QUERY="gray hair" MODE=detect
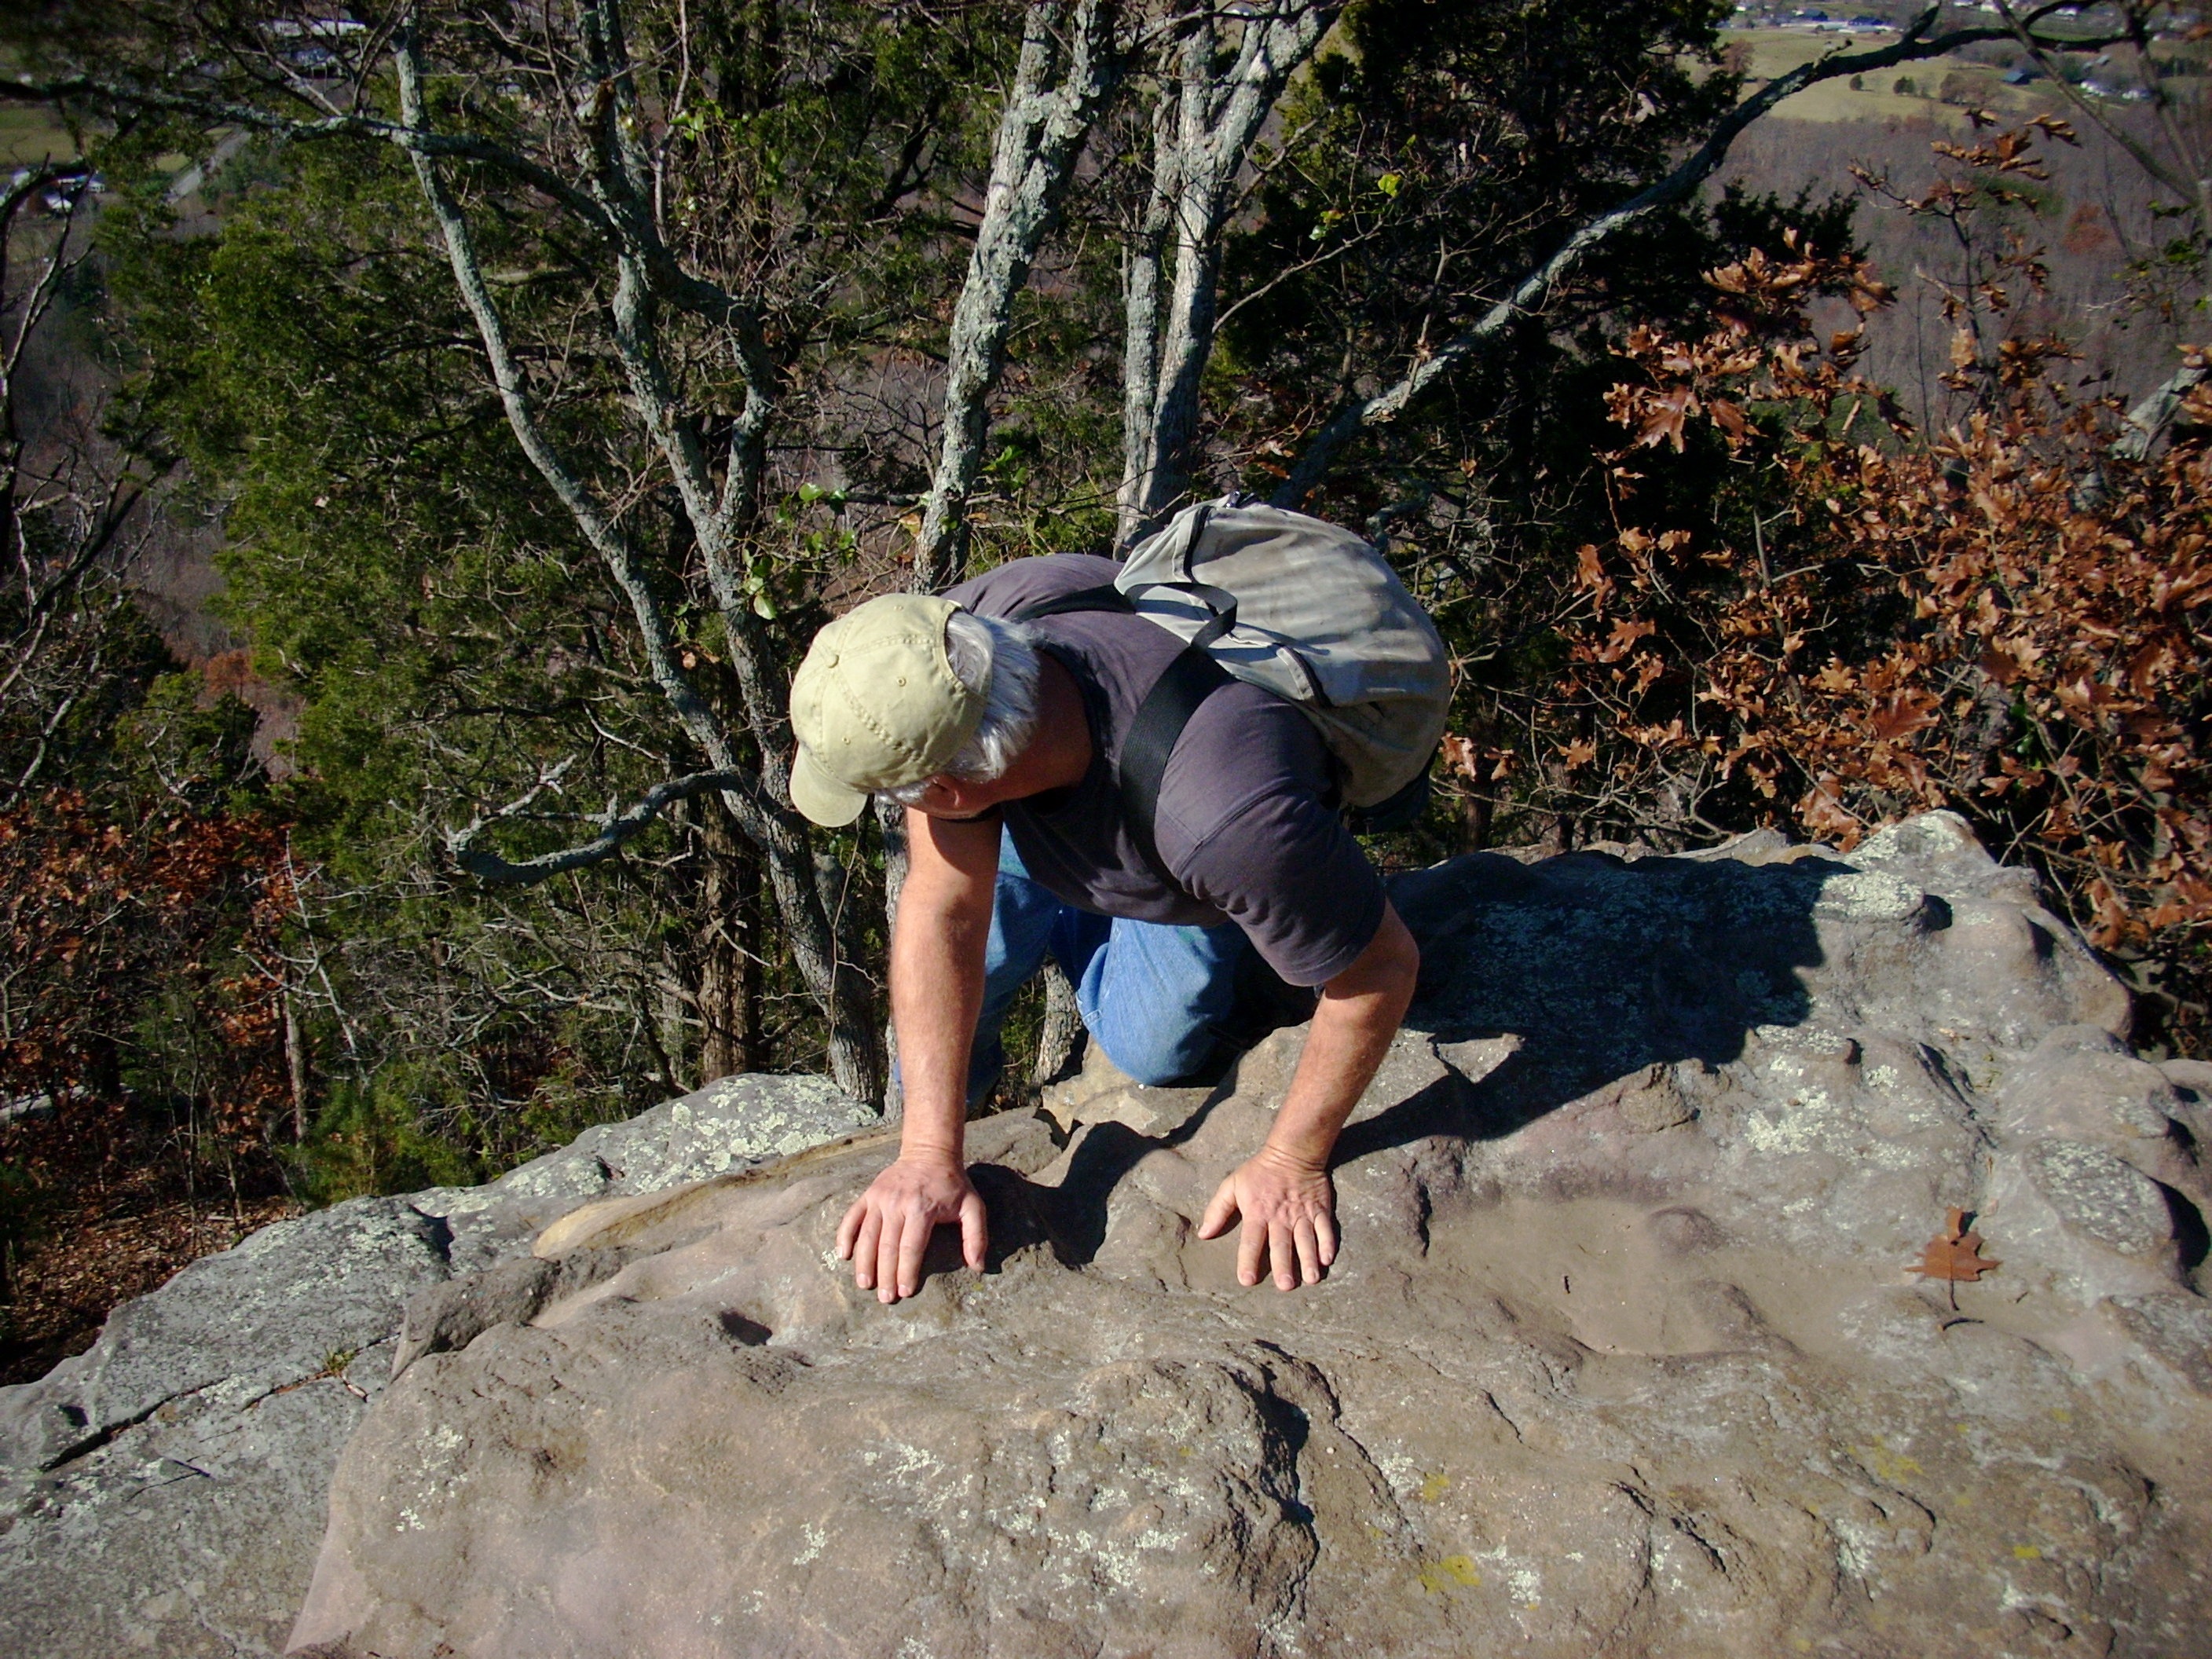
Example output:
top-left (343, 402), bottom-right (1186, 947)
top-left (881, 610), bottom-right (1043, 804)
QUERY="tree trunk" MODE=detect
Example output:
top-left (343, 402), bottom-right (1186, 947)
top-left (1031, 956), bottom-right (1083, 1086)
top-left (1115, 93), bottom-right (1177, 544)
top-left (873, 796), bottom-right (909, 1118)
top-left (1459, 789), bottom-right (1492, 854)
top-left (283, 983), bottom-right (309, 1141)
top-left (1541, 759), bottom-right (1573, 855)
top-left (656, 967), bottom-right (691, 1096)
top-left (1116, 3), bottom-right (1342, 529)
top-left (698, 798), bottom-right (759, 1081)
top-left (914, 0), bottom-right (1123, 588)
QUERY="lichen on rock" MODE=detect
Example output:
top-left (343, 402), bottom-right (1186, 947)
top-left (0, 1071), bottom-right (876, 1659)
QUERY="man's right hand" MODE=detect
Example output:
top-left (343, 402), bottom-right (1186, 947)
top-left (835, 1155), bottom-right (989, 1304)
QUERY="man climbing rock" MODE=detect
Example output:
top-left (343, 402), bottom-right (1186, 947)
top-left (789, 515), bottom-right (1437, 1305)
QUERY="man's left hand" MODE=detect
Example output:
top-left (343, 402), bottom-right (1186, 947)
top-left (1196, 1147), bottom-right (1339, 1290)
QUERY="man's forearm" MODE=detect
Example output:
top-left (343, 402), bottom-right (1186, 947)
top-left (1262, 995), bottom-right (1403, 1169)
top-left (1196, 903), bottom-right (1418, 1290)
top-left (886, 808), bottom-right (1002, 1166)
top-left (1263, 903), bottom-right (1419, 1171)
top-left (888, 892), bottom-right (987, 1164)
top-left (837, 811), bottom-right (1001, 1304)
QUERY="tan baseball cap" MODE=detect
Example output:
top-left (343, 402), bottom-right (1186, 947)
top-left (787, 593), bottom-right (986, 826)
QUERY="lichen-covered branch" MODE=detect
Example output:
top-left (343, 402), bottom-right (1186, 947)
top-left (912, 0), bottom-right (1122, 590)
top-left (1121, 0), bottom-right (1342, 537)
top-left (575, 0), bottom-right (787, 775)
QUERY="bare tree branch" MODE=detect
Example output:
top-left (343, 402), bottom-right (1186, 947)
top-left (445, 761), bottom-right (753, 884)
top-left (1271, 2), bottom-right (2130, 507)
top-left (913, 0), bottom-right (1123, 589)
top-left (576, 1), bottom-right (782, 766)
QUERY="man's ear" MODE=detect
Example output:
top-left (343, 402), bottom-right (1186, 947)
top-left (938, 776), bottom-right (1000, 815)
top-left (914, 775), bottom-right (989, 819)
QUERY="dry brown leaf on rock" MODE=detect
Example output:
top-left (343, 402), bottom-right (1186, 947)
top-left (1910, 1207), bottom-right (2001, 1307)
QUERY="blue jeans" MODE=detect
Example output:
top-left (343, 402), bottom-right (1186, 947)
top-left (968, 831), bottom-right (1255, 1101)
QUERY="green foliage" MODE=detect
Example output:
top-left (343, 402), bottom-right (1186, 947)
top-left (119, 676), bottom-right (263, 811)
top-left (100, 131), bottom-right (709, 1134)
top-left (287, 1065), bottom-right (485, 1205)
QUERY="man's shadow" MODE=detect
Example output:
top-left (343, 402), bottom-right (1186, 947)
top-left (965, 848), bottom-right (1859, 1276)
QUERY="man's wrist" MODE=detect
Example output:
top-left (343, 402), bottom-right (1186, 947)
top-left (1254, 1136), bottom-right (1332, 1178)
top-left (897, 1133), bottom-right (967, 1170)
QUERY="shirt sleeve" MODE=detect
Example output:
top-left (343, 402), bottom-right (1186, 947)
top-left (1171, 783), bottom-right (1387, 988)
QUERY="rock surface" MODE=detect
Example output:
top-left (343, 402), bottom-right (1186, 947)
top-left (282, 813), bottom-right (2212, 1657)
top-left (0, 1072), bottom-right (874, 1658)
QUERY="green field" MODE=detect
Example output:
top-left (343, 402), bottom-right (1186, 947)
top-left (0, 100), bottom-right (77, 167)
top-left (1727, 27), bottom-right (2038, 126)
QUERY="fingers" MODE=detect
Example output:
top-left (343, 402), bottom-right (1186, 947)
top-left (1197, 1176), bottom-right (1240, 1240)
top-left (845, 1166), bottom-right (994, 1305)
top-left (851, 1207), bottom-right (882, 1292)
top-left (1207, 1166), bottom-right (1342, 1290)
top-left (873, 1209), bottom-right (904, 1306)
top-left (1293, 1216), bottom-right (1323, 1287)
top-left (895, 1207), bottom-right (932, 1301)
top-left (1236, 1203), bottom-right (1266, 1287)
top-left (959, 1188), bottom-right (989, 1273)
top-left (1269, 1218), bottom-right (1298, 1291)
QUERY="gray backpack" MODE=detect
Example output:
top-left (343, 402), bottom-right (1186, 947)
top-left (1014, 496), bottom-right (1449, 873)
top-left (1116, 496), bottom-right (1450, 808)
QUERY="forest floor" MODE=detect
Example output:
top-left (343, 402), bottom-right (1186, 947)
top-left (1, 1114), bottom-right (301, 1386)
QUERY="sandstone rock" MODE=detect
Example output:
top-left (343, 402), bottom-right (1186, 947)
top-left (285, 814), bottom-right (2212, 1658)
top-left (415, 1070), bottom-right (877, 1276)
top-left (1983, 1137), bottom-right (2186, 1305)
top-left (0, 1072), bottom-right (875, 1659)
top-left (2104, 1293), bottom-right (2212, 1394)
top-left (1039, 1049), bottom-right (1213, 1140)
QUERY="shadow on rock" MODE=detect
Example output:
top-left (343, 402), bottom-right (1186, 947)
top-left (1342, 848), bottom-right (1857, 1159)
top-left (1010, 847), bottom-right (1868, 1265)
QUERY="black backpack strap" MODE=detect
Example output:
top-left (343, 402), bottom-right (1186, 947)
top-left (1003, 580), bottom-right (1231, 892)
top-left (1009, 584), bottom-right (1133, 621)
top-left (1119, 646), bottom-right (1232, 891)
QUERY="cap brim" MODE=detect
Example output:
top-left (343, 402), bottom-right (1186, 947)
top-left (790, 743), bottom-right (870, 827)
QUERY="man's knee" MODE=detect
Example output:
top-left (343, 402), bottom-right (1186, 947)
top-left (1093, 1017), bottom-right (1216, 1088)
